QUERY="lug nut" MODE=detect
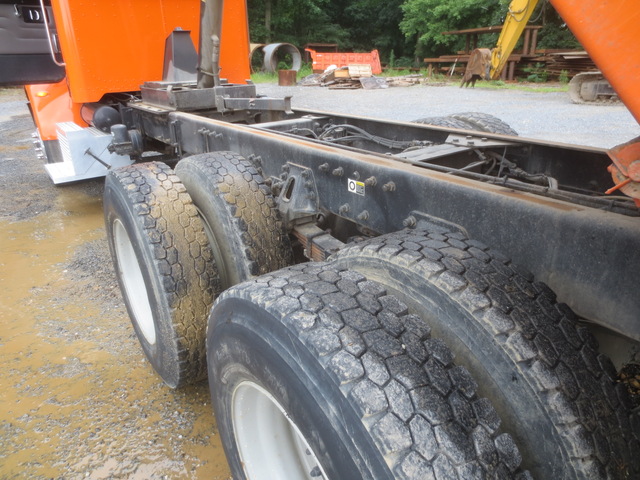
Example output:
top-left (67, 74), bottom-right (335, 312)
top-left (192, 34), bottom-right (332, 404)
top-left (403, 215), bottom-right (417, 228)
top-left (364, 176), bottom-right (377, 186)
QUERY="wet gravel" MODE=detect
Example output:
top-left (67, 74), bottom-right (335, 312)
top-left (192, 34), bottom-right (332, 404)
top-left (1, 83), bottom-right (639, 479)
top-left (0, 88), bottom-right (230, 480)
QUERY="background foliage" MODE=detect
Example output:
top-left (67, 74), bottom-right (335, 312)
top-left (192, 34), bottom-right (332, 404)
top-left (247, 0), bottom-right (581, 65)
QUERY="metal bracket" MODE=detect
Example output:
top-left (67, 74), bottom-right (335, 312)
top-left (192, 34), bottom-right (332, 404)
top-left (276, 164), bottom-right (320, 228)
top-left (140, 81), bottom-right (292, 114)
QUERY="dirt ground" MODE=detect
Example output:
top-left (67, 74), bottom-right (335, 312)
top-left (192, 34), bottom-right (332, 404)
top-left (0, 88), bottom-right (231, 479)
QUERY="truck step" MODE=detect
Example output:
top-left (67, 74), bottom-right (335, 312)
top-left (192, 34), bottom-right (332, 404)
top-left (44, 122), bottom-right (133, 184)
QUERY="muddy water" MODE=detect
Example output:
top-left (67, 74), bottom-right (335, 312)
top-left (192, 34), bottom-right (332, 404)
top-left (0, 90), bottom-right (231, 479)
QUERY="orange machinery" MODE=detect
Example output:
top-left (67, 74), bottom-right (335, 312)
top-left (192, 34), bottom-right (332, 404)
top-left (549, 0), bottom-right (640, 201)
top-left (7, 0), bottom-right (640, 196)
top-left (551, 0), bottom-right (640, 125)
top-left (25, 0), bottom-right (251, 144)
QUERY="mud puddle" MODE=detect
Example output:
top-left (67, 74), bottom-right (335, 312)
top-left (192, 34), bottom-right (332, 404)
top-left (0, 89), bottom-right (230, 479)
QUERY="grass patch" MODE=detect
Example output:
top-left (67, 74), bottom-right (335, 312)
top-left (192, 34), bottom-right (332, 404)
top-left (471, 80), bottom-right (569, 92)
top-left (250, 72), bottom-right (279, 84)
top-left (251, 64), bottom-right (314, 84)
top-left (250, 67), bottom-right (569, 93)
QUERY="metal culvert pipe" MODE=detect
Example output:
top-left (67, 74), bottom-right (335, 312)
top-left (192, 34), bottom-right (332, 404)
top-left (262, 43), bottom-right (302, 73)
top-left (250, 43), bottom-right (266, 72)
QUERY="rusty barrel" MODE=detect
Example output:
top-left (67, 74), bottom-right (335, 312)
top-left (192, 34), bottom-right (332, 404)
top-left (278, 70), bottom-right (297, 86)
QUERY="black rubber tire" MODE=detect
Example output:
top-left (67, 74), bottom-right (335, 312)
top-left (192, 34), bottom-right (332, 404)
top-left (413, 116), bottom-right (474, 130)
top-left (208, 262), bottom-right (526, 479)
top-left (104, 162), bottom-right (217, 388)
top-left (448, 112), bottom-right (518, 136)
top-left (175, 151), bottom-right (293, 288)
top-left (331, 229), bottom-right (638, 479)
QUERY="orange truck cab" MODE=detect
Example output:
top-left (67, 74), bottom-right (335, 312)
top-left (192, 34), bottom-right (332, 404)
top-left (2, 0), bottom-right (251, 183)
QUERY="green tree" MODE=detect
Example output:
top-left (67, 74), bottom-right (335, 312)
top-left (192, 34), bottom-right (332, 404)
top-left (400, 0), bottom-right (580, 59)
top-left (249, 0), bottom-right (413, 64)
top-left (400, 0), bottom-right (509, 58)
top-left (337, 0), bottom-right (410, 59)
top-left (248, 0), bottom-right (349, 46)
top-left (535, 1), bottom-right (580, 50)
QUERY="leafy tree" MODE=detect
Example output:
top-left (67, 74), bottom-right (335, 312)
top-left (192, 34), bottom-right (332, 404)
top-left (249, 0), bottom-right (412, 64)
top-left (248, 0), bottom-right (349, 46)
top-left (337, 0), bottom-right (410, 58)
top-left (400, 0), bottom-right (509, 58)
top-left (400, 0), bottom-right (580, 59)
top-left (535, 1), bottom-right (581, 50)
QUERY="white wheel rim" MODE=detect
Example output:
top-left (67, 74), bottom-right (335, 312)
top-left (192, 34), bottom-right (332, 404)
top-left (232, 381), bottom-right (328, 480)
top-left (113, 219), bottom-right (156, 345)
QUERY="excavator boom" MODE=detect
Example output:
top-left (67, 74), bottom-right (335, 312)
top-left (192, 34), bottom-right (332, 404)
top-left (490, 0), bottom-right (540, 80)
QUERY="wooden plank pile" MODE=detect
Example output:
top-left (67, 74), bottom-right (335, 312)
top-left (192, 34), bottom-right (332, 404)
top-left (523, 50), bottom-right (599, 78)
top-left (299, 65), bottom-right (426, 90)
top-left (323, 64), bottom-right (375, 89)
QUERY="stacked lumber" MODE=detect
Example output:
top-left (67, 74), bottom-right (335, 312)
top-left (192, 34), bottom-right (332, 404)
top-left (512, 51), bottom-right (598, 80)
top-left (535, 51), bottom-right (598, 77)
top-left (324, 65), bottom-right (374, 89)
top-left (299, 66), bottom-right (427, 89)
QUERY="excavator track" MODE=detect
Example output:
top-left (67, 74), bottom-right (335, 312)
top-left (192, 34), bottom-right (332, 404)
top-left (568, 71), bottom-right (621, 105)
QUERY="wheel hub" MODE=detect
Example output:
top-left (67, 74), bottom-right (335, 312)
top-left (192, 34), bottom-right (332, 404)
top-left (232, 381), bottom-right (327, 479)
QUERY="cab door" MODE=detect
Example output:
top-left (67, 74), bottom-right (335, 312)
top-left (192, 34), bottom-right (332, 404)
top-left (0, 1), bottom-right (65, 85)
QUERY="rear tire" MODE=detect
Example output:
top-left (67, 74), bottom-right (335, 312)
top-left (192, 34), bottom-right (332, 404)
top-left (448, 112), bottom-right (518, 136)
top-left (413, 113), bottom-right (517, 136)
top-left (332, 229), bottom-right (637, 479)
top-left (208, 262), bottom-right (525, 479)
top-left (104, 162), bottom-right (217, 388)
top-left (413, 116), bottom-right (474, 130)
top-left (175, 151), bottom-right (293, 288)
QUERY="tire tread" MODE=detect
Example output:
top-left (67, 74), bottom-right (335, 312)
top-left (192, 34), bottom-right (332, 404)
top-left (106, 162), bottom-right (217, 386)
top-left (332, 229), bottom-right (638, 478)
top-left (449, 112), bottom-right (518, 136)
top-left (176, 151), bottom-right (292, 281)
top-left (216, 262), bottom-right (526, 478)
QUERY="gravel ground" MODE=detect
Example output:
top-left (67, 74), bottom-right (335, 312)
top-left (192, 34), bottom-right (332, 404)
top-left (257, 82), bottom-right (640, 148)
top-left (1, 83), bottom-right (639, 479)
top-left (0, 88), bottom-right (230, 480)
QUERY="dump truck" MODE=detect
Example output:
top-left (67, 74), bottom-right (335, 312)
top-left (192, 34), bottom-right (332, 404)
top-left (2, 0), bottom-right (639, 478)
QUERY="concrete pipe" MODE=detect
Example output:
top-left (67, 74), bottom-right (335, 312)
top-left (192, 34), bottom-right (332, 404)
top-left (262, 43), bottom-right (302, 73)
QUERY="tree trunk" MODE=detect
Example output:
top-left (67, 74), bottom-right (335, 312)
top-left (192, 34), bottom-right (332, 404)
top-left (265, 0), bottom-right (272, 43)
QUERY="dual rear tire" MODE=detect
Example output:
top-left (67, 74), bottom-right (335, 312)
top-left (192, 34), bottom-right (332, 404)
top-left (208, 230), bottom-right (637, 479)
top-left (104, 155), bottom-right (637, 479)
top-left (104, 161), bottom-right (216, 387)
top-left (104, 152), bottom-right (292, 388)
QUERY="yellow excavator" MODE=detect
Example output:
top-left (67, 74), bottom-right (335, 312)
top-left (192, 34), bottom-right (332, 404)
top-left (465, 0), bottom-right (617, 103)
